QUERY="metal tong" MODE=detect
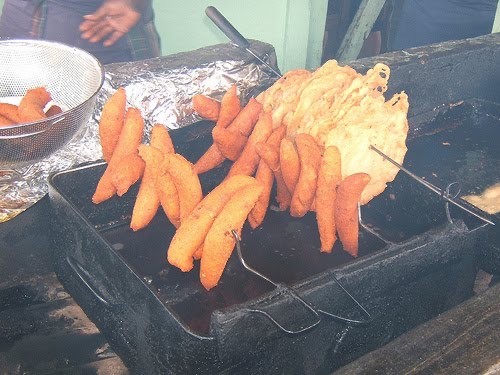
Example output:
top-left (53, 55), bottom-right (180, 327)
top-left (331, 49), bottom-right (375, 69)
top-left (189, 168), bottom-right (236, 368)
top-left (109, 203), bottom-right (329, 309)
top-left (205, 6), bottom-right (283, 78)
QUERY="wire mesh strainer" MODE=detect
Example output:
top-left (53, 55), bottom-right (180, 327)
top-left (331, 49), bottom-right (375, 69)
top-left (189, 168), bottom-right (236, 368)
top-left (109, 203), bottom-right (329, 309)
top-left (0, 39), bottom-right (104, 168)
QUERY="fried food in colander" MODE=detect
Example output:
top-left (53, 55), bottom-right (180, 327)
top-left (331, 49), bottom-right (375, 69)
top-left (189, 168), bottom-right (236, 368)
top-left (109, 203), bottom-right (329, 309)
top-left (0, 103), bottom-right (21, 124)
top-left (18, 87), bottom-right (51, 123)
top-left (0, 114), bottom-right (12, 126)
top-left (45, 104), bottom-right (63, 117)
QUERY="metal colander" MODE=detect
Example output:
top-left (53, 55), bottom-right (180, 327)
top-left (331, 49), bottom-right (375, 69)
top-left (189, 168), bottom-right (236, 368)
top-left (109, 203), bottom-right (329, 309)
top-left (0, 39), bottom-right (104, 168)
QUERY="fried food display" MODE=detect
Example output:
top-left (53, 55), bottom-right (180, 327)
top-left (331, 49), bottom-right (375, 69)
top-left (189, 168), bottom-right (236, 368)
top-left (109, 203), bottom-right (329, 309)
top-left (192, 94), bottom-right (220, 121)
top-left (216, 84), bottom-right (241, 128)
top-left (130, 144), bottom-right (163, 231)
top-left (336, 173), bottom-right (371, 257)
top-left (111, 153), bottom-right (145, 196)
top-left (92, 107), bottom-right (144, 204)
top-left (256, 69), bottom-right (313, 128)
top-left (227, 97), bottom-right (263, 136)
top-left (258, 60), bottom-right (408, 205)
top-left (254, 141), bottom-right (279, 172)
top-left (194, 97), bottom-right (262, 175)
top-left (192, 143), bottom-right (227, 175)
top-left (164, 153), bottom-right (203, 223)
top-left (226, 111), bottom-right (273, 179)
top-left (167, 175), bottom-right (259, 272)
top-left (279, 138), bottom-right (300, 193)
top-left (130, 125), bottom-right (175, 231)
top-left (290, 133), bottom-right (322, 217)
top-left (93, 59), bottom-right (410, 290)
top-left (98, 87), bottom-right (127, 163)
top-left (325, 92), bottom-right (409, 204)
top-left (248, 158), bottom-right (274, 229)
top-left (316, 146), bottom-right (342, 253)
top-left (200, 181), bottom-right (263, 290)
top-left (149, 124), bottom-right (180, 227)
top-left (250, 125), bottom-right (287, 226)
top-left (157, 171), bottom-right (181, 229)
top-left (212, 126), bottom-right (248, 161)
top-left (150, 123), bottom-right (175, 154)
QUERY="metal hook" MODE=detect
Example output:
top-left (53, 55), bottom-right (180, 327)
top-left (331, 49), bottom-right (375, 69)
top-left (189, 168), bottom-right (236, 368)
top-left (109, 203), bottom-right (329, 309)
top-left (232, 230), bottom-right (321, 335)
top-left (232, 229), bottom-right (374, 332)
top-left (369, 145), bottom-right (494, 225)
top-left (444, 182), bottom-right (462, 224)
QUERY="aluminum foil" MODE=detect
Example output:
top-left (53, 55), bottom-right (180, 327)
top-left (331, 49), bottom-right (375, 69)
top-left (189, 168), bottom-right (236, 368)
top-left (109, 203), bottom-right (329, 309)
top-left (0, 40), bottom-right (278, 222)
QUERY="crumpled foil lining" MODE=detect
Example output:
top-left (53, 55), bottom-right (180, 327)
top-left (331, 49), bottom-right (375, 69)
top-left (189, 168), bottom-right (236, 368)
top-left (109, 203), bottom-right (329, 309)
top-left (0, 41), bottom-right (278, 222)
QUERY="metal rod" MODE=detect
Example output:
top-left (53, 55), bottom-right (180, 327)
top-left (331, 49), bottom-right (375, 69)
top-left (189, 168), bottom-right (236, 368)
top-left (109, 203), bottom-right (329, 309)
top-left (369, 145), bottom-right (495, 225)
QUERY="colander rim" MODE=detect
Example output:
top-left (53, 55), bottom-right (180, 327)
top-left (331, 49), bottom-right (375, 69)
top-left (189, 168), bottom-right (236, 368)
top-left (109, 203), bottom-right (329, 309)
top-left (0, 39), bottom-right (105, 131)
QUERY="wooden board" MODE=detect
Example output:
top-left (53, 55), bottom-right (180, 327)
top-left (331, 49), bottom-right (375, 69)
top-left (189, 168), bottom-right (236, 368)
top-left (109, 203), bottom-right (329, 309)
top-left (335, 281), bottom-right (500, 374)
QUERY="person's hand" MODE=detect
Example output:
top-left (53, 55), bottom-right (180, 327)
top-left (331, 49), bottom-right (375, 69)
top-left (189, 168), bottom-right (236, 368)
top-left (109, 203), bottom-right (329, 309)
top-left (79, 0), bottom-right (141, 47)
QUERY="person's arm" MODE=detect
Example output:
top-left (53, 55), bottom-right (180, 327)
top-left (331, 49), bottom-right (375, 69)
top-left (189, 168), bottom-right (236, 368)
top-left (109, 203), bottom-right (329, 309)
top-left (79, 0), bottom-right (151, 47)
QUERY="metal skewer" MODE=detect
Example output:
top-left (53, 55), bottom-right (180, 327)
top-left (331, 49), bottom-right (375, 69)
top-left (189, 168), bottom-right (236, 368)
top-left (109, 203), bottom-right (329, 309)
top-left (369, 145), bottom-right (495, 226)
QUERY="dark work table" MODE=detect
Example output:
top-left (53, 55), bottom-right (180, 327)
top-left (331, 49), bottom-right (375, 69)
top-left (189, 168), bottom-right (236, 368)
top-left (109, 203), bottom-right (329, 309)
top-left (1, 196), bottom-right (499, 374)
top-left (0, 196), bottom-right (128, 374)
